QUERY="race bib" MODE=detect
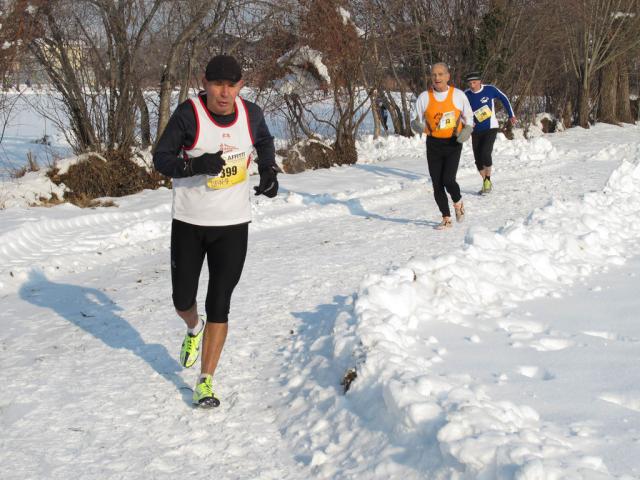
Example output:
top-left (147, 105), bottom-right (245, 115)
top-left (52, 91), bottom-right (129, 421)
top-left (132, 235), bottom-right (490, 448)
top-left (206, 151), bottom-right (248, 190)
top-left (438, 111), bottom-right (457, 130)
top-left (474, 105), bottom-right (492, 122)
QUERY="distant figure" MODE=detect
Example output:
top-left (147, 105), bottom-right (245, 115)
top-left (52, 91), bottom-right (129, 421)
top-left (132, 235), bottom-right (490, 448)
top-left (414, 62), bottom-right (474, 230)
top-left (378, 99), bottom-right (389, 132)
top-left (153, 55), bottom-right (278, 408)
top-left (464, 71), bottom-right (516, 194)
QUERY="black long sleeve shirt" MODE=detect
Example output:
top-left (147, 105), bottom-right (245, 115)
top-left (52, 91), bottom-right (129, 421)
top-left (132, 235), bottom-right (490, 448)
top-left (153, 95), bottom-right (276, 178)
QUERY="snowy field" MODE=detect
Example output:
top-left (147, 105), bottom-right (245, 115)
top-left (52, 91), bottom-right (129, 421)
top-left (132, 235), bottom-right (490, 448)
top-left (0, 87), bottom-right (372, 179)
top-left (1, 120), bottom-right (640, 479)
top-left (0, 91), bottom-right (73, 178)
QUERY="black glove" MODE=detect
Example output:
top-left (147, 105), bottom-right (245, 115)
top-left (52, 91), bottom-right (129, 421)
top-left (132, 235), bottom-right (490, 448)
top-left (185, 151), bottom-right (225, 176)
top-left (254, 165), bottom-right (278, 198)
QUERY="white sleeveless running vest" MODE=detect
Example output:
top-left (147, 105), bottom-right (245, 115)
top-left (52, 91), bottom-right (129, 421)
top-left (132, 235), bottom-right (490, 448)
top-left (172, 95), bottom-right (254, 226)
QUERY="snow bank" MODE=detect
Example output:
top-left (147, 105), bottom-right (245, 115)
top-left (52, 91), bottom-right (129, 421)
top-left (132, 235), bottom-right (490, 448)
top-left (0, 149), bottom-right (158, 209)
top-left (344, 143), bottom-right (640, 477)
top-left (356, 134), bottom-right (425, 164)
top-left (280, 141), bottom-right (640, 478)
top-left (0, 169), bottom-right (67, 208)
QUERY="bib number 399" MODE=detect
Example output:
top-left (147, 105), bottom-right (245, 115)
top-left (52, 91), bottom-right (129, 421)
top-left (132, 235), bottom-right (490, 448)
top-left (206, 152), bottom-right (248, 190)
top-left (220, 165), bottom-right (238, 178)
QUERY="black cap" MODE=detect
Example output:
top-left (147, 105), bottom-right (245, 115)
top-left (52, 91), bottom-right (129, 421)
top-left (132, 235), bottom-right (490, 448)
top-left (464, 71), bottom-right (481, 82)
top-left (205, 55), bottom-right (242, 82)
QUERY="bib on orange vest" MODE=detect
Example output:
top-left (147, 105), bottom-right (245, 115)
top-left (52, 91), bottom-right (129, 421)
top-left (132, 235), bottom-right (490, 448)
top-left (423, 86), bottom-right (462, 139)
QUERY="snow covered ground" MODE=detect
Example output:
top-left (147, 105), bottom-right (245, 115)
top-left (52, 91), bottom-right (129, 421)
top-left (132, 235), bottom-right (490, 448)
top-left (0, 91), bottom-right (72, 179)
top-left (1, 123), bottom-right (640, 479)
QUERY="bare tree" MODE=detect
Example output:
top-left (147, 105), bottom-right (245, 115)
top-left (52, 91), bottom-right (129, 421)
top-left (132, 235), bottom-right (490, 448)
top-left (0, 1), bottom-right (45, 144)
top-left (299, 0), bottom-right (371, 164)
top-left (154, 0), bottom-right (234, 142)
top-left (559, 0), bottom-right (640, 127)
top-left (28, 0), bottom-right (163, 153)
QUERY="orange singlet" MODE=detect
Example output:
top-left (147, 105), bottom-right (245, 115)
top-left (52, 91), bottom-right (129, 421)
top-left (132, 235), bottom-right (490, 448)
top-left (424, 86), bottom-right (462, 139)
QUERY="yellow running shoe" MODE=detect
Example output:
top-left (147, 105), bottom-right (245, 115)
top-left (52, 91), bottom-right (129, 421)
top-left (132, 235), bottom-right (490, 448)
top-left (192, 375), bottom-right (220, 408)
top-left (482, 177), bottom-right (492, 194)
top-left (180, 319), bottom-right (204, 368)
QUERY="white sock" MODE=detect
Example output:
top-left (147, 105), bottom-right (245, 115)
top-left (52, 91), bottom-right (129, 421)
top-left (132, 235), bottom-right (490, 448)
top-left (188, 318), bottom-right (204, 336)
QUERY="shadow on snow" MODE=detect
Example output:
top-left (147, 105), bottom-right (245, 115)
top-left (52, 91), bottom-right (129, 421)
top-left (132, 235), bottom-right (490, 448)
top-left (19, 270), bottom-right (192, 404)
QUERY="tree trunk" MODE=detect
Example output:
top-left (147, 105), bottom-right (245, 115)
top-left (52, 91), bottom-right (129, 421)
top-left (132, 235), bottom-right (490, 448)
top-left (157, 64), bottom-right (180, 142)
top-left (631, 98), bottom-right (640, 122)
top-left (155, 0), bottom-right (223, 143)
top-left (333, 89), bottom-right (358, 166)
top-left (136, 87), bottom-right (151, 148)
top-left (399, 86), bottom-right (412, 137)
top-left (333, 130), bottom-right (357, 165)
top-left (562, 97), bottom-right (574, 129)
top-left (386, 92), bottom-right (403, 135)
top-left (616, 62), bottom-right (633, 124)
top-left (578, 78), bottom-right (591, 128)
top-left (371, 91), bottom-right (382, 139)
top-left (179, 43), bottom-right (195, 104)
top-left (598, 61), bottom-right (618, 124)
top-left (156, 36), bottom-right (200, 141)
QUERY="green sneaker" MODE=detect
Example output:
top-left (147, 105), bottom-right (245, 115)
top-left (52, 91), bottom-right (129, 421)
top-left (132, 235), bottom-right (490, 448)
top-left (180, 320), bottom-right (204, 368)
top-left (192, 375), bottom-right (220, 408)
top-left (482, 177), bottom-right (492, 194)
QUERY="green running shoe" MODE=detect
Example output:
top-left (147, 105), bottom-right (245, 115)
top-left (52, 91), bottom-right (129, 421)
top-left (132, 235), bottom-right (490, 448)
top-left (192, 375), bottom-right (220, 408)
top-left (482, 177), bottom-right (492, 194)
top-left (180, 320), bottom-right (204, 368)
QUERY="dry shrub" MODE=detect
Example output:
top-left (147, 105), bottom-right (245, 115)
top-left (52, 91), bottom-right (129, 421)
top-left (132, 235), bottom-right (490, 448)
top-left (33, 193), bottom-right (65, 207)
top-left (50, 150), bottom-right (170, 207)
top-left (11, 166), bottom-right (29, 179)
top-left (66, 194), bottom-right (118, 209)
top-left (11, 151), bottom-right (40, 178)
top-left (281, 139), bottom-right (338, 173)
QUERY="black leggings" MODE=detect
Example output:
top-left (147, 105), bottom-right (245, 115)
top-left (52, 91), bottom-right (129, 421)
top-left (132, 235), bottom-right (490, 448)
top-left (171, 219), bottom-right (248, 323)
top-left (471, 128), bottom-right (498, 171)
top-left (426, 137), bottom-right (462, 217)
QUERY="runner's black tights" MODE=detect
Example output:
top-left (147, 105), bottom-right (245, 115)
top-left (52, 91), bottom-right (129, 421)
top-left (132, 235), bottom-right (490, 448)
top-left (171, 219), bottom-right (248, 323)
top-left (471, 128), bottom-right (498, 171)
top-left (426, 137), bottom-right (462, 217)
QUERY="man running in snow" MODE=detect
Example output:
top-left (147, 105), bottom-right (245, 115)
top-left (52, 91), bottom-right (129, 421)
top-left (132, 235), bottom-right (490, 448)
top-left (153, 55), bottom-right (278, 408)
top-left (464, 71), bottom-right (516, 194)
top-left (414, 62), bottom-right (474, 230)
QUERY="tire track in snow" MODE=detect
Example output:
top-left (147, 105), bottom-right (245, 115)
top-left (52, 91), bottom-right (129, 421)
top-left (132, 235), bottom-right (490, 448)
top-left (0, 137), bottom-right (634, 295)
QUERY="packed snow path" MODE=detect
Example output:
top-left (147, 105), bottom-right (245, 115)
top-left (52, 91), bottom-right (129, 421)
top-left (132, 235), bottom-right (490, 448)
top-left (1, 124), bottom-right (639, 479)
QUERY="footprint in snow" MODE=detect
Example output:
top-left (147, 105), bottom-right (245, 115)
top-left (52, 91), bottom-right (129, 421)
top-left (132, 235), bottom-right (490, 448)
top-left (529, 336), bottom-right (574, 351)
top-left (498, 318), bottom-right (546, 336)
top-left (516, 365), bottom-right (556, 381)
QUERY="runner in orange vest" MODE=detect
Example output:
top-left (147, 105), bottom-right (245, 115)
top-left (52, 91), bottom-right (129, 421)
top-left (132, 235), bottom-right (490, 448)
top-left (414, 63), bottom-right (474, 230)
